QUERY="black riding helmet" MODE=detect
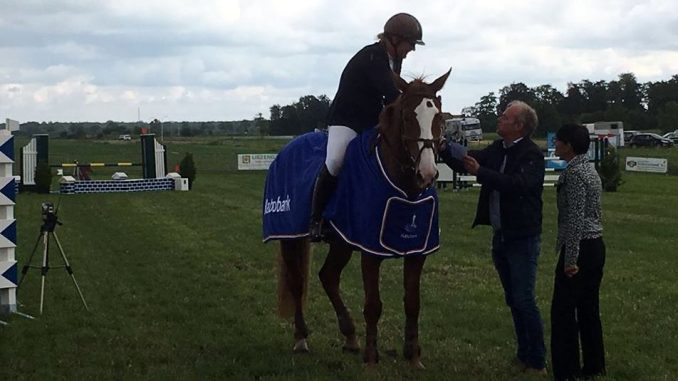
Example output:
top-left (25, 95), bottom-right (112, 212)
top-left (383, 13), bottom-right (424, 45)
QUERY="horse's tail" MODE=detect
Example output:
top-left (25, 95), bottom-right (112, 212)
top-left (276, 238), bottom-right (311, 318)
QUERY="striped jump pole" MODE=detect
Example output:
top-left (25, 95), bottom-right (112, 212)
top-left (50, 162), bottom-right (142, 181)
top-left (50, 162), bottom-right (141, 168)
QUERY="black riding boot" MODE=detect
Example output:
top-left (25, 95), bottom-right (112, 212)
top-left (309, 164), bottom-right (338, 242)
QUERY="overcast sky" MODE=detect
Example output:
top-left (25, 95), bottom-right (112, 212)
top-left (1, 0), bottom-right (677, 123)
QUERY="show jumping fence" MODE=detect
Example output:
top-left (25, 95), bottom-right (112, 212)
top-left (20, 134), bottom-right (176, 194)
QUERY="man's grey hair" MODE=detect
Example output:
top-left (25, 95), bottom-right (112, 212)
top-left (507, 100), bottom-right (538, 137)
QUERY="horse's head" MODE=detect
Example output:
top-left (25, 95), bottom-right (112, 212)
top-left (378, 69), bottom-right (451, 193)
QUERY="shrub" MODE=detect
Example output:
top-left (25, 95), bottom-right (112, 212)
top-left (179, 152), bottom-right (196, 189)
top-left (598, 144), bottom-right (623, 192)
top-left (34, 160), bottom-right (53, 194)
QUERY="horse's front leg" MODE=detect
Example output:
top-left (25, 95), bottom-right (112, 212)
top-left (361, 253), bottom-right (383, 366)
top-left (403, 254), bottom-right (427, 369)
top-left (318, 241), bottom-right (359, 353)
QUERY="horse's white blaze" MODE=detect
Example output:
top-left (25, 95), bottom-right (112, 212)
top-left (414, 98), bottom-right (439, 183)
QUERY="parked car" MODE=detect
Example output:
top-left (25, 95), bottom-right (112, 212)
top-left (623, 130), bottom-right (641, 144)
top-left (662, 131), bottom-right (678, 143)
top-left (627, 133), bottom-right (674, 148)
top-left (118, 134), bottom-right (132, 141)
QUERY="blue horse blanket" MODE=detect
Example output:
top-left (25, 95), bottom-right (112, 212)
top-left (262, 128), bottom-right (439, 258)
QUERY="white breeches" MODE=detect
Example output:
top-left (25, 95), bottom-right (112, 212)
top-left (325, 125), bottom-right (358, 176)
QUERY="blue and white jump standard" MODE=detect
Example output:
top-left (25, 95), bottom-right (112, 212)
top-left (0, 128), bottom-right (18, 319)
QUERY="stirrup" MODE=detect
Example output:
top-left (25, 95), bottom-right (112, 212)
top-left (309, 220), bottom-right (323, 242)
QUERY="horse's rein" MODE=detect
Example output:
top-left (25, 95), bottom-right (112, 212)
top-left (401, 134), bottom-right (442, 169)
top-left (400, 98), bottom-right (444, 170)
top-left (377, 92), bottom-right (443, 174)
top-left (378, 131), bottom-right (442, 174)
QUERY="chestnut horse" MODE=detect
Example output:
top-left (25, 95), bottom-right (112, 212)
top-left (273, 70), bottom-right (450, 368)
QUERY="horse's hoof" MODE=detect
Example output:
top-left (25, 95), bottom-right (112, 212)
top-left (409, 359), bottom-right (426, 370)
top-left (342, 337), bottom-right (360, 353)
top-left (293, 339), bottom-right (309, 353)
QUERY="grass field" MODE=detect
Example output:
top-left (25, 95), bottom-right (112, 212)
top-left (1, 136), bottom-right (677, 380)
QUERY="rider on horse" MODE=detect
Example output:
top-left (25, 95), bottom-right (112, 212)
top-left (309, 12), bottom-right (425, 242)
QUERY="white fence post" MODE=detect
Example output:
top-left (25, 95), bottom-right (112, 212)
top-left (154, 138), bottom-right (166, 178)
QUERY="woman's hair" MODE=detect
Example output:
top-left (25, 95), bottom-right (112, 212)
top-left (556, 123), bottom-right (591, 154)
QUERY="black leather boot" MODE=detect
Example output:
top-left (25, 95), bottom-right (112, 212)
top-left (309, 164), bottom-right (338, 242)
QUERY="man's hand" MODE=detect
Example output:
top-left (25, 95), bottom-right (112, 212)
top-left (463, 155), bottom-right (480, 175)
top-left (564, 265), bottom-right (579, 277)
top-left (438, 137), bottom-right (448, 152)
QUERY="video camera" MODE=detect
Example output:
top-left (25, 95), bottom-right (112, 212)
top-left (41, 202), bottom-right (55, 217)
top-left (40, 201), bottom-right (61, 232)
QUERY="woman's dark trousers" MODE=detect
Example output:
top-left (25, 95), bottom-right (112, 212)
top-left (551, 237), bottom-right (606, 380)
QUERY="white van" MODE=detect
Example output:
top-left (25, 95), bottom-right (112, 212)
top-left (118, 134), bottom-right (132, 141)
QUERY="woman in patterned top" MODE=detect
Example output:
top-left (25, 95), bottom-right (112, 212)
top-left (551, 124), bottom-right (606, 381)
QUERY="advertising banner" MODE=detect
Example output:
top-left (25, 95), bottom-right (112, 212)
top-left (625, 157), bottom-right (668, 173)
top-left (237, 154), bottom-right (277, 170)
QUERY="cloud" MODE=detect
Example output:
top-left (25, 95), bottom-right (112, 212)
top-left (1, 0), bottom-right (678, 122)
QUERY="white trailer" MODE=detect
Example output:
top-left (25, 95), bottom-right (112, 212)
top-left (444, 117), bottom-right (483, 142)
top-left (583, 121), bottom-right (624, 147)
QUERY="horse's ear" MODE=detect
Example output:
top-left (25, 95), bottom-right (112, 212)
top-left (392, 71), bottom-right (409, 92)
top-left (430, 68), bottom-right (452, 93)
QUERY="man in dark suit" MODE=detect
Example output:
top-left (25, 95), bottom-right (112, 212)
top-left (440, 100), bottom-right (547, 374)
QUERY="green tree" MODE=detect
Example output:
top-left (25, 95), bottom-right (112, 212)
top-left (254, 113), bottom-right (269, 137)
top-left (598, 145), bottom-right (623, 192)
top-left (34, 160), bottom-right (52, 194)
top-left (180, 122), bottom-right (194, 137)
top-left (200, 122), bottom-right (211, 136)
top-left (617, 73), bottom-right (643, 111)
top-left (579, 80), bottom-right (609, 113)
top-left (533, 85), bottom-right (564, 133)
top-left (269, 95), bottom-right (330, 135)
top-left (646, 75), bottom-right (678, 116)
top-left (600, 105), bottom-right (630, 127)
top-left (559, 84), bottom-right (585, 123)
top-left (149, 118), bottom-right (162, 135)
top-left (657, 101), bottom-right (678, 132)
top-left (535, 104), bottom-right (561, 135)
top-left (68, 123), bottom-right (87, 139)
top-left (179, 152), bottom-right (196, 189)
top-left (469, 92), bottom-right (498, 133)
top-left (498, 83), bottom-right (535, 113)
top-left (103, 120), bottom-right (126, 136)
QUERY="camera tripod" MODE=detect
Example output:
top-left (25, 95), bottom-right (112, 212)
top-left (17, 212), bottom-right (89, 315)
